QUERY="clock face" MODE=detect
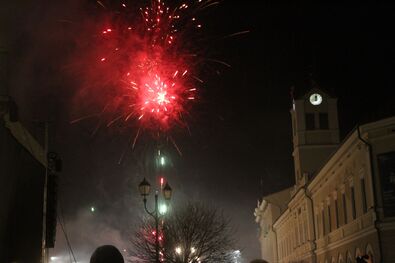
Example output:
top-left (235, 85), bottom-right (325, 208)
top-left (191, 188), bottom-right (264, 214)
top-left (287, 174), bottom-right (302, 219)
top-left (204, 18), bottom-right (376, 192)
top-left (309, 93), bottom-right (322, 105)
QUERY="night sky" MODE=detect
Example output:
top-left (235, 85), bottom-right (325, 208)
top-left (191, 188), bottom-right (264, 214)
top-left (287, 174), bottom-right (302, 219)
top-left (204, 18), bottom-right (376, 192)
top-left (2, 1), bottom-right (395, 262)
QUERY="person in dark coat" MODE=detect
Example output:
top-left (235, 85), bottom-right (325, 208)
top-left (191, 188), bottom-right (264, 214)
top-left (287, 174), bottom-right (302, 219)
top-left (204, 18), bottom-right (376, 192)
top-left (90, 245), bottom-right (124, 263)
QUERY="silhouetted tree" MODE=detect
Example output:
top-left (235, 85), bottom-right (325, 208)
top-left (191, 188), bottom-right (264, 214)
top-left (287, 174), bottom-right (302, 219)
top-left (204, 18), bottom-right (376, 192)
top-left (131, 202), bottom-right (235, 263)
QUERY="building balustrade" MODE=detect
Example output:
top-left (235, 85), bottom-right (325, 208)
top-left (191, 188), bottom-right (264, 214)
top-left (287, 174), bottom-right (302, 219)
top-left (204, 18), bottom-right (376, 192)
top-left (316, 209), bottom-right (376, 249)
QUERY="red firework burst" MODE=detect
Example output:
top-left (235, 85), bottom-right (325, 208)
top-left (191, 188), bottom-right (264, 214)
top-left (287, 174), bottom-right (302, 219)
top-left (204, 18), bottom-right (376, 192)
top-left (87, 0), bottom-right (211, 132)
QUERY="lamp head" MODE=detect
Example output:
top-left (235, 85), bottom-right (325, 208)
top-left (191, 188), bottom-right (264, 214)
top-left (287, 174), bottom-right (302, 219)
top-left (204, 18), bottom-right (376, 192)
top-left (138, 178), bottom-right (151, 197)
top-left (163, 182), bottom-right (172, 200)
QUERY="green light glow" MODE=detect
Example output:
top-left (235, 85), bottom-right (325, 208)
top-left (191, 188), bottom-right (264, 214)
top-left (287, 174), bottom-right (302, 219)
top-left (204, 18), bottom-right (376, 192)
top-left (159, 203), bottom-right (168, 215)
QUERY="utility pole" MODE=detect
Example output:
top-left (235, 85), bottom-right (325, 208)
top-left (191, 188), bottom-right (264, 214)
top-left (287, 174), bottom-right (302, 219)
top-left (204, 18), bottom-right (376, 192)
top-left (41, 122), bottom-right (49, 263)
top-left (40, 121), bottom-right (61, 263)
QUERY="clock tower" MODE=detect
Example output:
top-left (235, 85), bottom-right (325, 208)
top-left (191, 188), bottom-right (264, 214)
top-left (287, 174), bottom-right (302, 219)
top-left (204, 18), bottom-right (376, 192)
top-left (290, 80), bottom-right (340, 188)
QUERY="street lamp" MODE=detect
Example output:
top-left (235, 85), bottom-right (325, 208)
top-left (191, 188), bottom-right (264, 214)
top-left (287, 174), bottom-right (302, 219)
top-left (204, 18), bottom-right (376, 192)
top-left (139, 178), bottom-right (172, 263)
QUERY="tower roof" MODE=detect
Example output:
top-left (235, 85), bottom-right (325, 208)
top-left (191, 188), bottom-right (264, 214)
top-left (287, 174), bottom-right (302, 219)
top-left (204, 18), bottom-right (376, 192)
top-left (290, 77), bottom-right (335, 100)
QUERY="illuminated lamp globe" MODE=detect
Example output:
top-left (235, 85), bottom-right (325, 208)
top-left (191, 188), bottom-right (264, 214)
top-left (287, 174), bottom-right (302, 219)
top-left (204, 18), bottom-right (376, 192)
top-left (159, 203), bottom-right (168, 215)
top-left (139, 178), bottom-right (151, 197)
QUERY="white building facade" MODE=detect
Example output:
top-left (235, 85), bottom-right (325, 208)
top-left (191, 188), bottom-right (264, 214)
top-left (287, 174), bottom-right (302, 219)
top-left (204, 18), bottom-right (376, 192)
top-left (255, 83), bottom-right (395, 263)
top-left (255, 188), bottom-right (292, 263)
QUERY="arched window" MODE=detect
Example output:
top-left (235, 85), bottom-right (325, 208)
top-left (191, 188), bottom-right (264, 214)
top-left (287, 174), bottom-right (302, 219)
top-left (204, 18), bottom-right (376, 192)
top-left (346, 251), bottom-right (353, 263)
top-left (356, 248), bottom-right (362, 258)
top-left (365, 243), bottom-right (375, 262)
top-left (338, 253), bottom-right (344, 263)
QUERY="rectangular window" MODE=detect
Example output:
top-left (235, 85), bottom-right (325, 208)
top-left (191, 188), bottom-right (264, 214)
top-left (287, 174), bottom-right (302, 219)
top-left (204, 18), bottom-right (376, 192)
top-left (377, 151), bottom-right (395, 217)
top-left (286, 238), bottom-right (288, 256)
top-left (280, 242), bottom-right (282, 258)
top-left (361, 178), bottom-right (367, 213)
top-left (335, 199), bottom-right (339, 229)
top-left (342, 193), bottom-right (348, 224)
top-left (327, 204), bottom-right (332, 233)
top-left (304, 219), bottom-right (308, 242)
top-left (299, 220), bottom-right (303, 243)
top-left (351, 186), bottom-right (356, 219)
top-left (280, 242), bottom-right (283, 258)
top-left (319, 113), bottom-right (329, 129)
top-left (279, 244), bottom-right (282, 259)
top-left (292, 116), bottom-right (296, 136)
top-left (305, 113), bottom-right (315, 130)
top-left (321, 209), bottom-right (326, 236)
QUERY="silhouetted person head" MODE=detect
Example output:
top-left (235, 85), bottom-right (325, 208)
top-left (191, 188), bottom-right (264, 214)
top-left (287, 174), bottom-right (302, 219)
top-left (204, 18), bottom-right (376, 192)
top-left (90, 245), bottom-right (124, 263)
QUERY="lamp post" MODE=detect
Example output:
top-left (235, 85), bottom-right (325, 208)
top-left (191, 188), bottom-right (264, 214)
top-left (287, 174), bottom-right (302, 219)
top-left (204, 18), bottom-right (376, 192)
top-left (139, 178), bottom-right (172, 263)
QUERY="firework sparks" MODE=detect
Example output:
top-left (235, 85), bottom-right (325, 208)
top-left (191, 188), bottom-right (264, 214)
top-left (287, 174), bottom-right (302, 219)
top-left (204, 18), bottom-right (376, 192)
top-left (85, 0), bottom-right (212, 132)
top-left (70, 0), bottom-right (247, 151)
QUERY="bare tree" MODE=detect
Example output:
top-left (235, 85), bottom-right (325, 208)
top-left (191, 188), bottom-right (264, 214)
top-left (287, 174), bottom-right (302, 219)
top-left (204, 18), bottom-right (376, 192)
top-left (131, 202), bottom-right (235, 263)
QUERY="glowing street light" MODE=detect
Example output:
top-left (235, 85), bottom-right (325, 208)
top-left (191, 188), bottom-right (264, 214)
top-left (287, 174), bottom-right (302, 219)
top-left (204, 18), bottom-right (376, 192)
top-left (138, 178), bottom-right (172, 263)
top-left (159, 203), bottom-right (168, 215)
top-left (175, 246), bottom-right (182, 255)
top-left (232, 250), bottom-right (242, 263)
top-left (160, 156), bottom-right (166, 166)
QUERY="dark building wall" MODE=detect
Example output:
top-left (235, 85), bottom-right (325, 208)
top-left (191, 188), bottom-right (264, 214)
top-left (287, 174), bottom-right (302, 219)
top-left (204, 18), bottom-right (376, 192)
top-left (380, 229), bottom-right (395, 263)
top-left (0, 119), bottom-right (45, 263)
